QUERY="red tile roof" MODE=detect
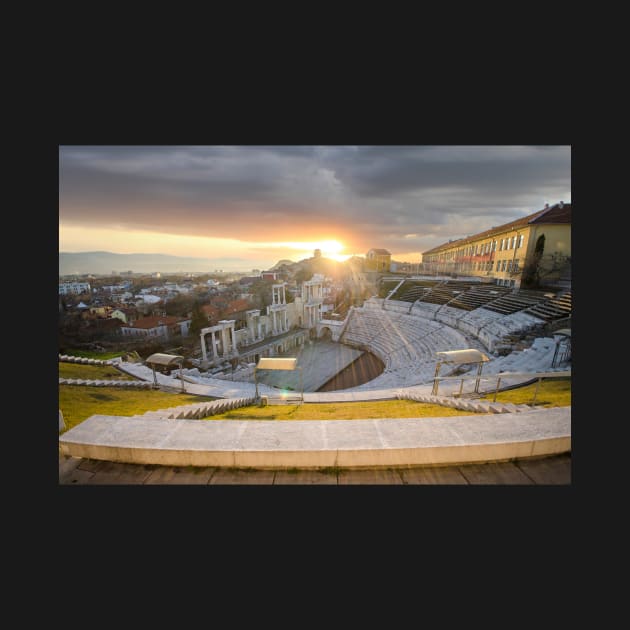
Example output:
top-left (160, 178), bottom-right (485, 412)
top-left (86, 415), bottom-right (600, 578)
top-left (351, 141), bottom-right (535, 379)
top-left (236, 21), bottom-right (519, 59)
top-left (224, 299), bottom-right (252, 314)
top-left (422, 203), bottom-right (571, 255)
top-left (201, 304), bottom-right (220, 315)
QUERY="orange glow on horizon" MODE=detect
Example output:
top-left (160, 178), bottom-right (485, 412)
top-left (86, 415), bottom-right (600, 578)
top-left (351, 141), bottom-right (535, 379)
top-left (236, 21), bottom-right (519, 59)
top-left (60, 224), bottom-right (356, 266)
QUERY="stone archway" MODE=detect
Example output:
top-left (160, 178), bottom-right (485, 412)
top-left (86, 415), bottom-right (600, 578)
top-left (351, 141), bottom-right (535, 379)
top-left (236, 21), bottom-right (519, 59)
top-left (319, 326), bottom-right (332, 340)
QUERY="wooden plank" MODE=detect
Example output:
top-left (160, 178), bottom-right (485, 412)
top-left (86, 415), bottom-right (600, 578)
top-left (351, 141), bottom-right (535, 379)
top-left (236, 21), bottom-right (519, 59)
top-left (165, 467), bottom-right (215, 484)
top-left (144, 466), bottom-right (215, 484)
top-left (85, 460), bottom-right (127, 484)
top-left (144, 467), bottom-right (180, 484)
top-left (58, 455), bottom-right (82, 479)
top-left (59, 468), bottom-right (95, 485)
top-left (77, 459), bottom-right (106, 473)
top-left (106, 463), bottom-right (154, 484)
top-left (209, 469), bottom-right (276, 485)
top-left (401, 466), bottom-right (469, 485)
top-left (458, 462), bottom-right (534, 485)
top-left (516, 455), bottom-right (571, 485)
top-left (274, 470), bottom-right (338, 485)
top-left (338, 469), bottom-right (403, 484)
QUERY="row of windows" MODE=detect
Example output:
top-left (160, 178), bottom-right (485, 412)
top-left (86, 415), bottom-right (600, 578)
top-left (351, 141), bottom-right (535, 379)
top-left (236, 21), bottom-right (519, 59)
top-left (121, 328), bottom-right (168, 337)
top-left (430, 233), bottom-right (525, 262)
top-left (497, 259), bottom-right (520, 273)
top-left (468, 259), bottom-right (520, 272)
top-left (425, 258), bottom-right (521, 274)
top-left (499, 234), bottom-right (524, 251)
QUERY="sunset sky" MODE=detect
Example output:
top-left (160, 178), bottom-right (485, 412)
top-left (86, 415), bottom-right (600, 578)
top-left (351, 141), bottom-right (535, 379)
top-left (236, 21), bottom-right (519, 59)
top-left (59, 145), bottom-right (571, 271)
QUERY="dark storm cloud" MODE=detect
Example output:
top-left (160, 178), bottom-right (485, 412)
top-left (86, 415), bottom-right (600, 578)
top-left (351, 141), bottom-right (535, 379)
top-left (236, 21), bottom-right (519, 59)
top-left (59, 145), bottom-right (570, 255)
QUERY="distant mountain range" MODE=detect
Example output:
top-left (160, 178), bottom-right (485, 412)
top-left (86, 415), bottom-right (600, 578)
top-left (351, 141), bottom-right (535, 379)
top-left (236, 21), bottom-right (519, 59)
top-left (59, 251), bottom-right (258, 275)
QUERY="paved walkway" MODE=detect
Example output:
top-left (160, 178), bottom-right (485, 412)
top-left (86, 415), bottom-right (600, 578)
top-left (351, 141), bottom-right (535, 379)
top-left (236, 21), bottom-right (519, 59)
top-left (113, 358), bottom-right (549, 403)
top-left (59, 452), bottom-right (571, 484)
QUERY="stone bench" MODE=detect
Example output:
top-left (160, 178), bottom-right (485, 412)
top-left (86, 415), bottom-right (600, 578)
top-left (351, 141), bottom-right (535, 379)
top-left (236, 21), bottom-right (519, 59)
top-left (58, 407), bottom-right (571, 469)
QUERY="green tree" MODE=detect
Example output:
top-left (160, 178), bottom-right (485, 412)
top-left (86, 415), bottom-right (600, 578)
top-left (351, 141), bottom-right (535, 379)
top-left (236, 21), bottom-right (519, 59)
top-left (250, 280), bottom-right (272, 309)
top-left (294, 267), bottom-right (313, 285)
top-left (189, 303), bottom-right (207, 337)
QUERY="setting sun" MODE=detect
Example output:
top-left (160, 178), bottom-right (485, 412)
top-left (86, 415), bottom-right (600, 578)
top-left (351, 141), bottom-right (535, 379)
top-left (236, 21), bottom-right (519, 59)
top-left (272, 239), bottom-right (349, 262)
top-left (316, 240), bottom-right (344, 257)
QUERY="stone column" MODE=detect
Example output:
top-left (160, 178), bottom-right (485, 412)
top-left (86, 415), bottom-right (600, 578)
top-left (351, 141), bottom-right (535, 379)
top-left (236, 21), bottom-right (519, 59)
top-left (230, 324), bottom-right (237, 355)
top-left (211, 331), bottom-right (219, 359)
top-left (221, 326), bottom-right (230, 357)
top-left (257, 317), bottom-right (262, 340)
top-left (200, 333), bottom-right (207, 361)
top-left (248, 317), bottom-right (254, 341)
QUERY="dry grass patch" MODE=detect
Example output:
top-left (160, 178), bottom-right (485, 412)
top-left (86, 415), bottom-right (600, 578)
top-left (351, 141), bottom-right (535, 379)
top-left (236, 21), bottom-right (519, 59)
top-left (59, 385), bottom-right (213, 432)
top-left (205, 399), bottom-right (478, 421)
top-left (480, 377), bottom-right (571, 408)
top-left (59, 362), bottom-right (136, 380)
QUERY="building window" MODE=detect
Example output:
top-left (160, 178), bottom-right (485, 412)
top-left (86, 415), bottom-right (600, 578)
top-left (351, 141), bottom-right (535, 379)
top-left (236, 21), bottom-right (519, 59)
top-left (513, 259), bottom-right (519, 272)
top-left (507, 260), bottom-right (512, 273)
top-left (506, 238), bottom-right (511, 250)
top-left (511, 236), bottom-right (516, 249)
top-left (518, 234), bottom-right (524, 248)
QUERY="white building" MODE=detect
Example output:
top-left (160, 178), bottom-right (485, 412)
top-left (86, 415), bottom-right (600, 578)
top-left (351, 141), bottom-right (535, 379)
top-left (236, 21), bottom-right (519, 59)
top-left (59, 282), bottom-right (91, 295)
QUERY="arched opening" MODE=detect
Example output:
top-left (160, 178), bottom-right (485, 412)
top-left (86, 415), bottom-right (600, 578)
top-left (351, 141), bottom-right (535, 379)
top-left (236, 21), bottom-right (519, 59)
top-left (319, 326), bottom-right (332, 340)
top-left (523, 233), bottom-right (547, 289)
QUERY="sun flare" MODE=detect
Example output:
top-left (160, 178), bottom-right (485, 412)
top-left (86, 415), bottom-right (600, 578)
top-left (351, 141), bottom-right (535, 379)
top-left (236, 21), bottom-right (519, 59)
top-left (275, 239), bottom-right (350, 262)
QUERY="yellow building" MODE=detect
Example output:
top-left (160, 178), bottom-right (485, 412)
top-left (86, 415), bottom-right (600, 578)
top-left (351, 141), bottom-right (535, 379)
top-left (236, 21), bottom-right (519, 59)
top-left (422, 202), bottom-right (571, 289)
top-left (365, 248), bottom-right (391, 272)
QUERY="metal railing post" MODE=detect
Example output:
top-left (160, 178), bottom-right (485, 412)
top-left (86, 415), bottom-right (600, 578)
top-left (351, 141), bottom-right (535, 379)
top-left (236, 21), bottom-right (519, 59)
top-left (532, 377), bottom-right (542, 406)
top-left (493, 376), bottom-right (502, 402)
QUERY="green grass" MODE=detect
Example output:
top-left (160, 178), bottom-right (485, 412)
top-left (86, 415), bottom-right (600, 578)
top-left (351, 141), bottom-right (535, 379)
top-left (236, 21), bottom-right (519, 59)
top-left (62, 349), bottom-right (123, 360)
top-left (58, 377), bottom-right (572, 434)
top-left (480, 377), bottom-right (571, 408)
top-left (59, 385), bottom-right (212, 432)
top-left (59, 362), bottom-right (136, 380)
top-left (205, 399), bottom-right (479, 421)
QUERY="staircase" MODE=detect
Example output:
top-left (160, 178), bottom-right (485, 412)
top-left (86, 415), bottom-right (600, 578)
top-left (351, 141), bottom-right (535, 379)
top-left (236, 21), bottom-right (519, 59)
top-left (398, 391), bottom-right (532, 414)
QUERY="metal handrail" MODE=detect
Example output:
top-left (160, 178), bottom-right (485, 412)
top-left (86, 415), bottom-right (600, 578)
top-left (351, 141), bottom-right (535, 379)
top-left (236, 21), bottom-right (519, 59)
top-left (431, 369), bottom-right (571, 405)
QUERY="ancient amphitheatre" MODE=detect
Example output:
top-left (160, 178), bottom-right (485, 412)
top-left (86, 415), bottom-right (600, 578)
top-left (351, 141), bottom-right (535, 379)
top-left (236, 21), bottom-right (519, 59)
top-left (59, 202), bottom-right (571, 485)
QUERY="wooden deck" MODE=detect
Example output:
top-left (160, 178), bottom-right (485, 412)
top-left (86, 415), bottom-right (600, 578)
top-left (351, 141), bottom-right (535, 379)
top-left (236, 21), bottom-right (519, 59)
top-left (59, 453), bottom-right (571, 485)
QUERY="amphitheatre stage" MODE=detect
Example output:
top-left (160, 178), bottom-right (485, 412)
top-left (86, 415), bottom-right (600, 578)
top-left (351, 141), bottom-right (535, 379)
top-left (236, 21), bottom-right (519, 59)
top-left (255, 339), bottom-right (365, 392)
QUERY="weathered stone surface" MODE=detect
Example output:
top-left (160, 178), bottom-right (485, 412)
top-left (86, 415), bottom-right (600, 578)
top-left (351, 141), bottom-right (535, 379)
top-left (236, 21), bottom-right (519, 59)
top-left (58, 409), bottom-right (570, 469)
